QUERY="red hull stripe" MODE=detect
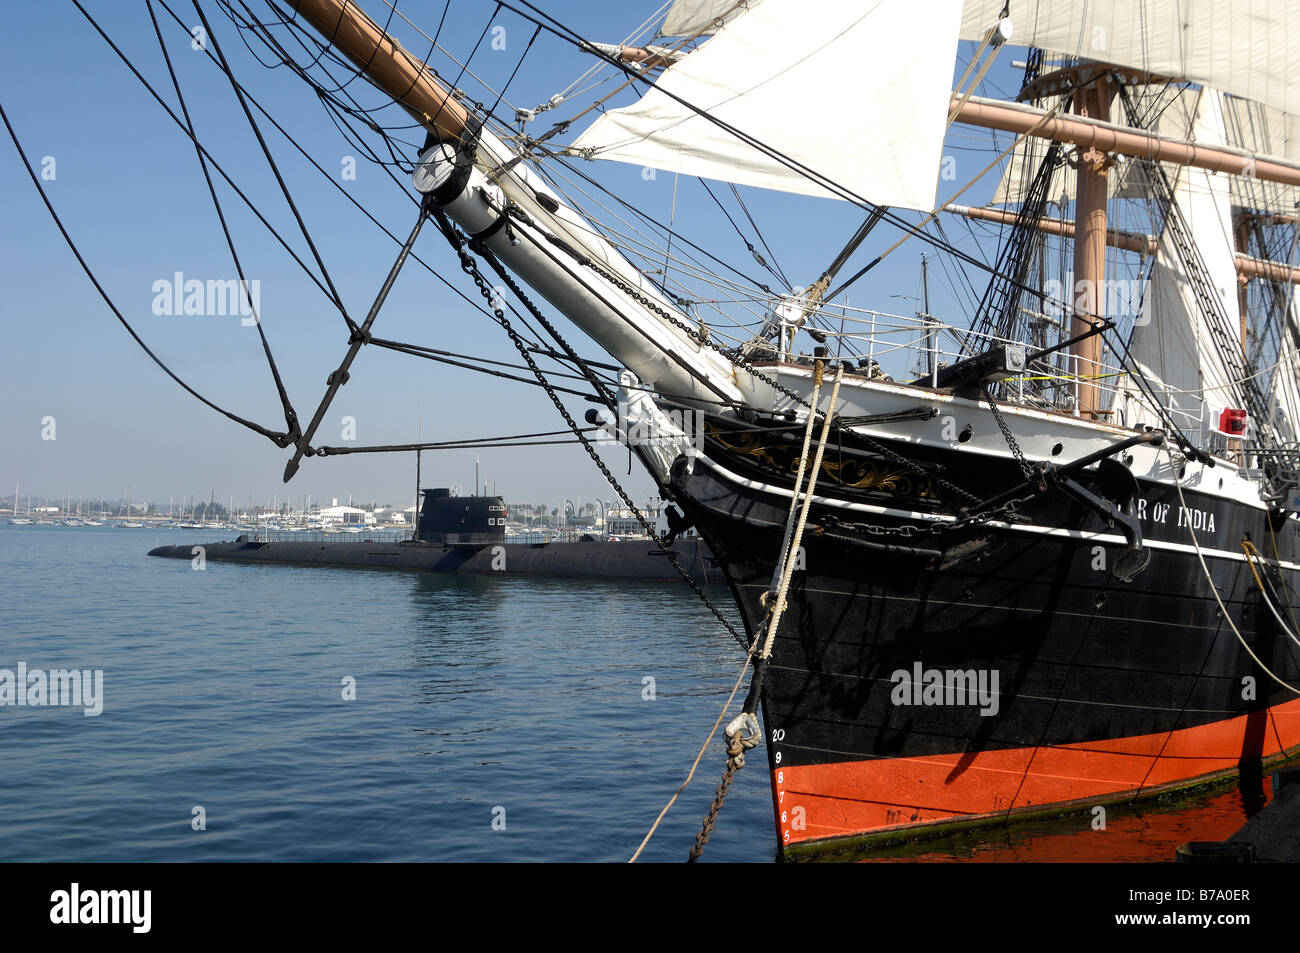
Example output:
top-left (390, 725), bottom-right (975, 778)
top-left (771, 696), bottom-right (1300, 848)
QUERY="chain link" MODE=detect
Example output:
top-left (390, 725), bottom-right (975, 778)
top-left (686, 729), bottom-right (750, 863)
top-left (824, 487), bottom-right (1039, 540)
top-left (982, 384), bottom-right (1038, 484)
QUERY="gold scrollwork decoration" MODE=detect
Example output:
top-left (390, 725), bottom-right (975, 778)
top-left (710, 432), bottom-right (935, 499)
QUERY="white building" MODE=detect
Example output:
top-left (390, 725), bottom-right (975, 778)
top-left (317, 504), bottom-right (370, 526)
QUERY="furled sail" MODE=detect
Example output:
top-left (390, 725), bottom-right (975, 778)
top-left (960, 1), bottom-right (1300, 117)
top-left (1112, 90), bottom-right (1243, 433)
top-left (570, 0), bottom-right (964, 210)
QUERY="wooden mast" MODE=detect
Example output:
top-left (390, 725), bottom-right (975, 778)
top-left (1236, 216), bottom-right (1252, 360)
top-left (954, 96), bottom-right (1300, 189)
top-left (947, 205), bottom-right (1300, 285)
top-left (290, 0), bottom-right (469, 142)
top-left (1070, 73), bottom-right (1115, 419)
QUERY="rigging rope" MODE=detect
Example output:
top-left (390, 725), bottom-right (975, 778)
top-left (75, 1), bottom-right (360, 325)
top-left (503, 0), bottom-right (1105, 337)
top-left (166, 0), bottom-right (561, 349)
top-left (432, 208), bottom-right (751, 653)
top-left (1163, 445), bottom-right (1300, 695)
top-left (315, 430), bottom-right (601, 455)
top-left (1241, 539), bottom-right (1300, 651)
top-left (195, 1), bottom-right (356, 334)
top-left (0, 100), bottom-right (290, 447)
top-left (686, 361), bottom-right (842, 863)
top-left (150, 1), bottom-right (303, 445)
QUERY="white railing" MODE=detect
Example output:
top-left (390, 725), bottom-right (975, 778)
top-left (764, 302), bottom-right (1240, 454)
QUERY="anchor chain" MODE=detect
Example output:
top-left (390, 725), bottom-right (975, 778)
top-left (983, 384), bottom-right (1041, 486)
top-left (821, 489), bottom-right (1040, 539)
top-left (687, 711), bottom-right (760, 862)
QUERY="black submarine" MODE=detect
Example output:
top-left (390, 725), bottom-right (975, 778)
top-left (149, 488), bottom-right (720, 584)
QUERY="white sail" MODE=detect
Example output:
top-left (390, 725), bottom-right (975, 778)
top-left (1223, 96), bottom-right (1300, 164)
top-left (660, 0), bottom-right (745, 36)
top-left (571, 0), bottom-right (963, 210)
top-left (960, 1), bottom-right (1300, 117)
top-left (1113, 90), bottom-right (1243, 433)
top-left (1268, 298), bottom-right (1300, 446)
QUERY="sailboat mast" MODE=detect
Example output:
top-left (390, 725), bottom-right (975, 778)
top-left (1070, 74), bottom-right (1115, 419)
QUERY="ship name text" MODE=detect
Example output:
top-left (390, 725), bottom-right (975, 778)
top-left (1135, 498), bottom-right (1216, 534)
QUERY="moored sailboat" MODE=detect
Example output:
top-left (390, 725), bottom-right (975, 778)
top-left (9, 484), bottom-right (33, 525)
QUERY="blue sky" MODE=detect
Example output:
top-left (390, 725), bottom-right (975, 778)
top-left (1, 1), bottom-right (1017, 513)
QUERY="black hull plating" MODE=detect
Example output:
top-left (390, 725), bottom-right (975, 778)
top-left (668, 432), bottom-right (1300, 852)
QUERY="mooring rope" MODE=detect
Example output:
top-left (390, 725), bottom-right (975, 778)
top-left (628, 357), bottom-right (840, 862)
top-left (684, 362), bottom-right (843, 863)
top-left (1268, 517), bottom-right (1300, 638)
top-left (765, 359), bottom-right (827, 604)
top-left (627, 653), bottom-right (754, 863)
top-left (759, 363), bottom-right (844, 662)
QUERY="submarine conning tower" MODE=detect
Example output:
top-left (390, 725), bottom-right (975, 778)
top-left (417, 488), bottom-right (506, 546)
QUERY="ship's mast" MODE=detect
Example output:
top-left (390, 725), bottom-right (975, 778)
top-left (1069, 72), bottom-right (1115, 419)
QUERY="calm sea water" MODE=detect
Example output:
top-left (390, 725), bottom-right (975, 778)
top-left (0, 523), bottom-right (1270, 863)
top-left (0, 523), bottom-right (770, 862)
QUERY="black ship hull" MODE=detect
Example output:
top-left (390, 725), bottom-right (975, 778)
top-left (668, 413), bottom-right (1300, 859)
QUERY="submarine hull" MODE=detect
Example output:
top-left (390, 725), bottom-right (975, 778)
top-left (148, 537), bottom-right (721, 584)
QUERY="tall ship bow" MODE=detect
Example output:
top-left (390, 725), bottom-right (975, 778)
top-left (18, 0), bottom-right (1300, 858)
